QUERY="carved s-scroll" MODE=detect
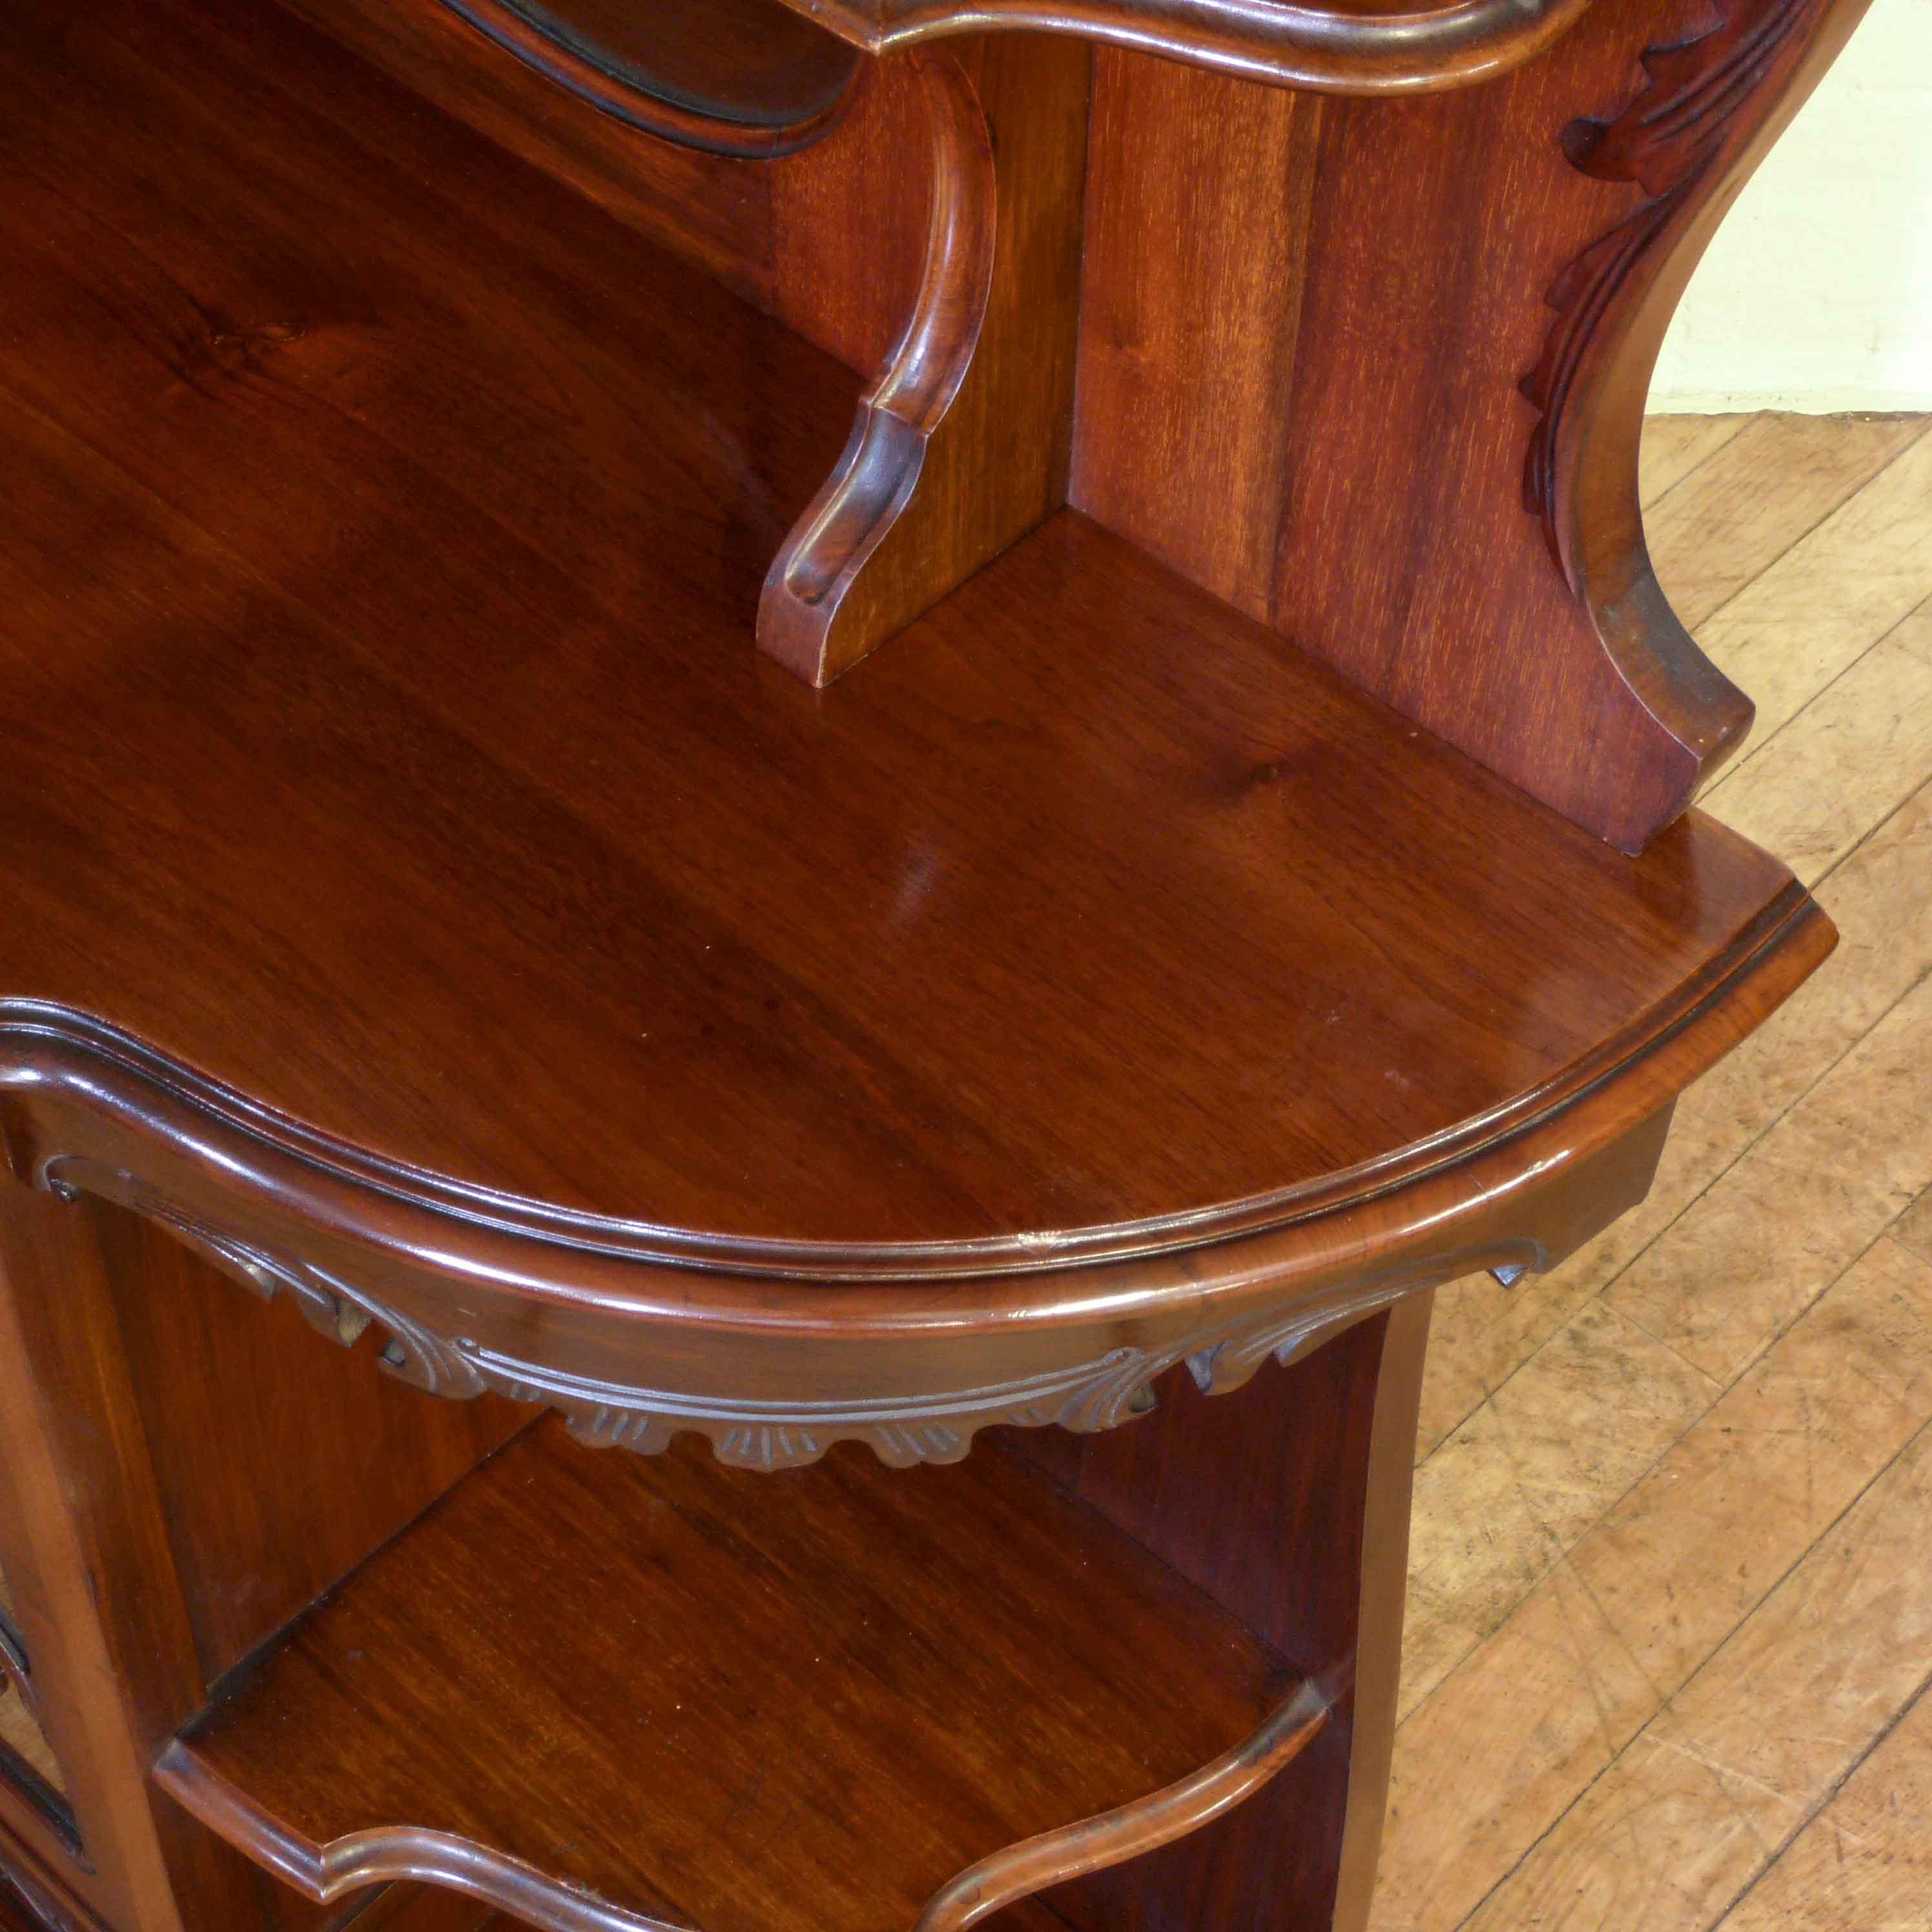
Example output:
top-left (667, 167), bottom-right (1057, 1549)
top-left (757, 50), bottom-right (998, 684)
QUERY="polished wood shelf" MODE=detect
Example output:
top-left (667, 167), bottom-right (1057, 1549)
top-left (0, 0), bottom-right (866, 681)
top-left (0, 0), bottom-right (1820, 1264)
top-left (158, 1421), bottom-right (1308, 1932)
top-left (0, 0), bottom-right (1869, 1924)
top-left (0, 0), bottom-right (1832, 1488)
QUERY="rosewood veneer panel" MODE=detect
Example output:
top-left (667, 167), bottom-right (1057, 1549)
top-left (158, 1422), bottom-right (1289, 1932)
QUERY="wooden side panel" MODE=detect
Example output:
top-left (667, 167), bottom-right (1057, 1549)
top-left (1074, 56), bottom-right (1323, 622)
top-left (1020, 1109), bottom-right (1676, 1929)
top-left (1073, 0), bottom-right (1867, 850)
top-left (92, 1207), bottom-right (528, 1689)
top-left (866, 34), bottom-right (1089, 631)
top-left (0, 1190), bottom-right (263, 1932)
top-left (267, 0), bottom-right (929, 375)
top-left (1022, 1314), bottom-right (1397, 1932)
top-left (268, 0), bottom-right (780, 313)
top-left (770, 61), bottom-right (938, 380)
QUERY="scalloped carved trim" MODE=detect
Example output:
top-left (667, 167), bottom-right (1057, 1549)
top-left (757, 50), bottom-right (996, 684)
top-left (1522, 0), bottom-right (1819, 577)
top-left (45, 1161), bottom-right (1444, 1472)
top-left (784, 0), bottom-right (1596, 94)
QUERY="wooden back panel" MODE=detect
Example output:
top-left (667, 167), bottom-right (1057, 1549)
top-left (93, 1205), bottom-right (529, 1690)
top-left (1073, 0), bottom-right (1869, 850)
top-left (269, 0), bottom-right (1088, 683)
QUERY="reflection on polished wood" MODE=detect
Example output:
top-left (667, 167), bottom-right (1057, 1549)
top-left (0, 0), bottom-right (1890, 1924)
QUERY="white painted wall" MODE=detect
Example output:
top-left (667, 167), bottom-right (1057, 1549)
top-left (1649, 0), bottom-right (1932, 413)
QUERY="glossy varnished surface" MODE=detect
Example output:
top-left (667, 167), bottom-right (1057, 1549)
top-left (0, 0), bottom-right (1816, 1264)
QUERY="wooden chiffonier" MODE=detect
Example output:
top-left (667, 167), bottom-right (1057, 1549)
top-left (0, 0), bottom-right (1885, 1927)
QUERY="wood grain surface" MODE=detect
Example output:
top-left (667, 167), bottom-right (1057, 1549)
top-left (0, 0), bottom-right (1824, 1258)
top-left (1073, 0), bottom-right (1870, 850)
top-left (0, 0), bottom-right (1884, 1915)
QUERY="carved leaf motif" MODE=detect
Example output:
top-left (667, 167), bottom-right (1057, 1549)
top-left (1565, 0), bottom-right (1816, 196)
top-left (1522, 0), bottom-right (1816, 571)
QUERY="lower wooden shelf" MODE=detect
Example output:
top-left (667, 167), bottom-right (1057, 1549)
top-left (156, 1420), bottom-right (1319, 1932)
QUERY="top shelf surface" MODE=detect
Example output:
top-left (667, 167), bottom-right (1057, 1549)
top-left (0, 0), bottom-right (1813, 1274)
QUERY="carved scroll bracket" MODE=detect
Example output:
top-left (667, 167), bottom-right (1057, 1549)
top-left (758, 49), bottom-right (997, 684)
top-left (1509, 0), bottom-right (1855, 845)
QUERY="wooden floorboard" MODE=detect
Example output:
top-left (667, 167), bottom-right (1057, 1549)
top-left (1375, 411), bottom-right (1932, 1932)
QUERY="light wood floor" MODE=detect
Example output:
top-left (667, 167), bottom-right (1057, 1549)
top-left (1372, 412), bottom-right (1932, 1930)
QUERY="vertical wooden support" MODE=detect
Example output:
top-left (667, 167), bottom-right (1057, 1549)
top-left (1073, 0), bottom-right (1870, 852)
top-left (1332, 1293), bottom-right (1435, 1932)
top-left (0, 1187), bottom-right (262, 1932)
top-left (761, 36), bottom-right (1091, 683)
top-left (757, 51), bottom-right (1000, 681)
top-left (1007, 1296), bottom-right (1434, 1931)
